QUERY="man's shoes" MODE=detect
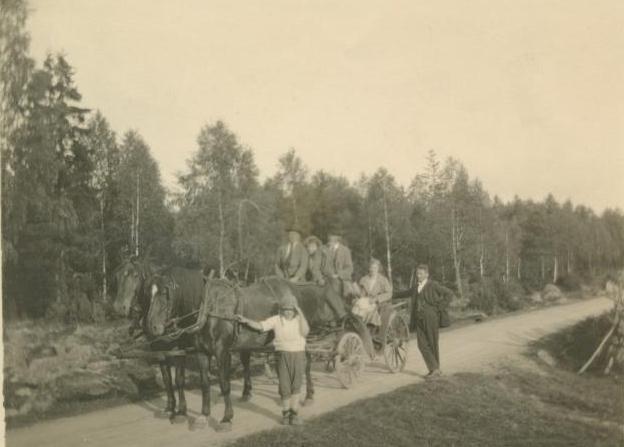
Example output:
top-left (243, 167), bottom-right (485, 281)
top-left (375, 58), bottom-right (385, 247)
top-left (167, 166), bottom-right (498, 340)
top-left (425, 369), bottom-right (442, 379)
top-left (289, 411), bottom-right (303, 426)
top-left (281, 410), bottom-right (291, 425)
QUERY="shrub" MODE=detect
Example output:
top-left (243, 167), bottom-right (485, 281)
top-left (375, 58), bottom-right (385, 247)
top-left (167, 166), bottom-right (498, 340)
top-left (542, 284), bottom-right (563, 302)
top-left (556, 273), bottom-right (583, 292)
top-left (467, 278), bottom-right (528, 315)
top-left (468, 279), bottom-right (497, 315)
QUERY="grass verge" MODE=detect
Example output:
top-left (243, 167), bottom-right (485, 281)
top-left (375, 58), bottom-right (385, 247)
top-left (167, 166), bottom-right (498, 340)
top-left (228, 363), bottom-right (623, 447)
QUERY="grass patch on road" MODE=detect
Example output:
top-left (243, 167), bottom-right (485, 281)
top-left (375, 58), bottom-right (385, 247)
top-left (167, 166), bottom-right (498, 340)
top-left (228, 364), bottom-right (623, 447)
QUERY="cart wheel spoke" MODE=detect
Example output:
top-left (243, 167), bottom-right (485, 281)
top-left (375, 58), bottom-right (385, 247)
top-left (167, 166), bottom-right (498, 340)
top-left (334, 332), bottom-right (366, 388)
top-left (383, 312), bottom-right (409, 373)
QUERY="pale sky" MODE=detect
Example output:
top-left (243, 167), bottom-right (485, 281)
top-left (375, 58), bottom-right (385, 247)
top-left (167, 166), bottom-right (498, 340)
top-left (27, 0), bottom-right (623, 212)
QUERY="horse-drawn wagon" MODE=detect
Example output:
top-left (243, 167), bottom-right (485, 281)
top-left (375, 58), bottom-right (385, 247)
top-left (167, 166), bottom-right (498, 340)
top-left (113, 263), bottom-right (411, 428)
top-left (118, 292), bottom-right (410, 389)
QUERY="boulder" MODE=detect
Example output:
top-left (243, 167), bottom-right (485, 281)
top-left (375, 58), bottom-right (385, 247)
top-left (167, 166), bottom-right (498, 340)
top-left (31, 391), bottom-right (55, 413)
top-left (54, 370), bottom-right (111, 401)
top-left (542, 284), bottom-right (563, 302)
top-left (105, 371), bottom-right (139, 398)
top-left (26, 344), bottom-right (58, 365)
top-left (120, 360), bottom-right (157, 385)
top-left (529, 292), bottom-right (543, 304)
top-left (537, 349), bottom-right (557, 367)
top-left (15, 387), bottom-right (34, 398)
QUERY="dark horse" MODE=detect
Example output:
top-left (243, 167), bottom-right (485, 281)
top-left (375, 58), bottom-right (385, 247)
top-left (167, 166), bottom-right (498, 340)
top-left (146, 276), bottom-right (346, 430)
top-left (143, 266), bottom-right (206, 418)
top-left (113, 258), bottom-right (200, 418)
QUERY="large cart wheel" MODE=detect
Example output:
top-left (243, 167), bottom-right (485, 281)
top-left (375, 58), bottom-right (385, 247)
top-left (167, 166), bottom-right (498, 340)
top-left (334, 332), bottom-right (366, 388)
top-left (383, 312), bottom-right (409, 373)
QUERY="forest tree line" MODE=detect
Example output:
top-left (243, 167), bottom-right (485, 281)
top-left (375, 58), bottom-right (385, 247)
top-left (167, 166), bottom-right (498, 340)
top-left (2, 0), bottom-right (623, 319)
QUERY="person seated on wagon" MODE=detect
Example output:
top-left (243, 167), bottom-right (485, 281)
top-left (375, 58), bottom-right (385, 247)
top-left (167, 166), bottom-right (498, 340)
top-left (322, 230), bottom-right (355, 298)
top-left (352, 258), bottom-right (393, 328)
top-left (304, 235), bottom-right (326, 286)
top-left (275, 227), bottom-right (308, 283)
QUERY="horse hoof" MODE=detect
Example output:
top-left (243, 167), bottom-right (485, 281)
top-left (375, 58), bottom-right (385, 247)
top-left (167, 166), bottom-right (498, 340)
top-left (171, 413), bottom-right (187, 424)
top-left (240, 394), bottom-right (252, 402)
top-left (158, 409), bottom-right (174, 419)
top-left (217, 421), bottom-right (232, 432)
top-left (193, 415), bottom-right (208, 429)
top-left (303, 397), bottom-right (314, 406)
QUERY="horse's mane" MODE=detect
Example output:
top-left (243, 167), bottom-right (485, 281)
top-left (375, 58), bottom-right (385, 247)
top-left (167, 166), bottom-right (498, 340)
top-left (161, 266), bottom-right (205, 316)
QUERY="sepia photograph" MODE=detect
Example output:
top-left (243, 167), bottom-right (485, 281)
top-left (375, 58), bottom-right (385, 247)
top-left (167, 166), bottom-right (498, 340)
top-left (1, 0), bottom-right (623, 446)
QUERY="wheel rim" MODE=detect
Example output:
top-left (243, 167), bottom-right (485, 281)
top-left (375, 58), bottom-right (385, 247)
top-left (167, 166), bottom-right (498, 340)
top-left (383, 314), bottom-right (409, 372)
top-left (335, 332), bottom-right (365, 388)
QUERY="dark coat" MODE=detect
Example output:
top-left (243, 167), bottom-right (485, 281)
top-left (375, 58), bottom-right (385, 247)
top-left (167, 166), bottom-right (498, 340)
top-left (275, 241), bottom-right (308, 282)
top-left (322, 244), bottom-right (353, 281)
top-left (395, 279), bottom-right (454, 331)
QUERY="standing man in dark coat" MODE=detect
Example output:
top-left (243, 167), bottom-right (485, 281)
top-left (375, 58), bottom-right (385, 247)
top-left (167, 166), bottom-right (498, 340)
top-left (275, 228), bottom-right (308, 283)
top-left (395, 264), bottom-right (454, 377)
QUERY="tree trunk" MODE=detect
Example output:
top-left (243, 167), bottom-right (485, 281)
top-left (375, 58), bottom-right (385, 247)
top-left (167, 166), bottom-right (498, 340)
top-left (517, 257), bottom-right (522, 280)
top-left (567, 247), bottom-right (572, 274)
top-left (505, 230), bottom-right (510, 284)
top-left (291, 193), bottom-right (298, 227)
top-left (130, 208), bottom-right (135, 252)
top-left (135, 171), bottom-right (140, 256)
top-left (451, 209), bottom-right (463, 298)
top-left (540, 256), bottom-right (545, 282)
top-left (100, 197), bottom-right (107, 301)
top-left (238, 200), bottom-right (244, 265)
top-left (479, 235), bottom-right (485, 279)
top-left (382, 186), bottom-right (392, 283)
top-left (367, 211), bottom-right (374, 259)
top-left (553, 255), bottom-right (559, 284)
top-left (589, 253), bottom-right (594, 277)
top-left (218, 190), bottom-right (225, 279)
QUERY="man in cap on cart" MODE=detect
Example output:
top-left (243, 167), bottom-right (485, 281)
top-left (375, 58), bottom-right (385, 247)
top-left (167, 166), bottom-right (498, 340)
top-left (322, 228), bottom-right (355, 296)
top-left (275, 226), bottom-right (309, 283)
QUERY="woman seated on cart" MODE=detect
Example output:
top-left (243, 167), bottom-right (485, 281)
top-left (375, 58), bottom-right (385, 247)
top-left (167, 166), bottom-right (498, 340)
top-left (352, 258), bottom-right (392, 328)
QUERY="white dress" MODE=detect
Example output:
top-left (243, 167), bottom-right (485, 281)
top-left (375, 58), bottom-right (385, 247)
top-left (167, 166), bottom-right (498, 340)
top-left (352, 274), bottom-right (392, 326)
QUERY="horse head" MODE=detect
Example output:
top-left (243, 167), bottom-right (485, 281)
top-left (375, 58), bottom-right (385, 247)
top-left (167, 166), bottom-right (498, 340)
top-left (113, 257), bottom-right (147, 318)
top-left (145, 273), bottom-right (177, 337)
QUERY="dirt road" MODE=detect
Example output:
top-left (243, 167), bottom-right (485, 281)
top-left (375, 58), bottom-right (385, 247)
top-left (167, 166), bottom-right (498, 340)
top-left (6, 297), bottom-right (613, 447)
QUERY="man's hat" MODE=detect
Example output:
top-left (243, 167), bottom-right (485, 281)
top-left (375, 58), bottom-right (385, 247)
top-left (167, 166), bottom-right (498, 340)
top-left (284, 225), bottom-right (302, 235)
top-left (327, 226), bottom-right (344, 238)
top-left (304, 235), bottom-right (322, 246)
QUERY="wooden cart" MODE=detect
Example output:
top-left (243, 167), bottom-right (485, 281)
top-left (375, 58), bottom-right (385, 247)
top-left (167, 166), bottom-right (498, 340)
top-left (307, 299), bottom-right (410, 388)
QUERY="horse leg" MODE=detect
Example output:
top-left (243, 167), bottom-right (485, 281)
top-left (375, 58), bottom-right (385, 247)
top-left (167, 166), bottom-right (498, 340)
top-left (194, 351), bottom-right (211, 428)
top-left (240, 351), bottom-right (252, 402)
top-left (159, 360), bottom-right (175, 415)
top-left (264, 353), bottom-right (276, 382)
top-left (216, 348), bottom-right (234, 431)
top-left (304, 351), bottom-right (315, 405)
top-left (174, 356), bottom-right (187, 417)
